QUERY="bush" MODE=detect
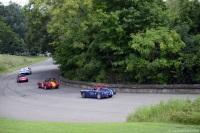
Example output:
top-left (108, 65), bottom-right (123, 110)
top-left (127, 97), bottom-right (200, 125)
top-left (171, 111), bottom-right (200, 125)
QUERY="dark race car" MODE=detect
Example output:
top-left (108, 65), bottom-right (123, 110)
top-left (80, 83), bottom-right (116, 99)
top-left (37, 78), bottom-right (60, 90)
top-left (17, 74), bottom-right (28, 83)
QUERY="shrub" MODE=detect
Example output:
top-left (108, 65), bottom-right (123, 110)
top-left (127, 97), bottom-right (200, 125)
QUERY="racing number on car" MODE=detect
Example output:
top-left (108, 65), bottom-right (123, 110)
top-left (90, 92), bottom-right (95, 95)
top-left (50, 82), bottom-right (56, 88)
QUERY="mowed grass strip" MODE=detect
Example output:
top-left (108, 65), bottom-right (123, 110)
top-left (0, 54), bottom-right (47, 74)
top-left (0, 118), bottom-right (199, 133)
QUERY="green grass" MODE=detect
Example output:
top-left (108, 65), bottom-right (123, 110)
top-left (127, 96), bottom-right (200, 125)
top-left (0, 54), bottom-right (47, 74)
top-left (0, 118), bottom-right (199, 133)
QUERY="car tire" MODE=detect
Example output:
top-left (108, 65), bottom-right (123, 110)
top-left (97, 94), bottom-right (101, 99)
top-left (82, 93), bottom-right (86, 98)
top-left (109, 90), bottom-right (113, 97)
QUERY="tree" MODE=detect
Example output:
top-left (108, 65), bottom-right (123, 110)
top-left (46, 0), bottom-right (95, 80)
top-left (0, 2), bottom-right (28, 54)
top-left (0, 17), bottom-right (16, 53)
top-left (123, 28), bottom-right (185, 84)
top-left (192, 34), bottom-right (200, 82)
top-left (24, 1), bottom-right (53, 54)
top-left (28, 0), bottom-right (197, 84)
top-left (166, 0), bottom-right (200, 83)
top-left (42, 0), bottom-right (175, 83)
top-left (3, 3), bottom-right (28, 39)
top-left (88, 0), bottom-right (171, 83)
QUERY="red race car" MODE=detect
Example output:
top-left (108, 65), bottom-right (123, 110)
top-left (37, 78), bottom-right (60, 90)
top-left (17, 74), bottom-right (28, 83)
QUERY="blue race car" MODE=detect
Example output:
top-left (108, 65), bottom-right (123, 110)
top-left (80, 83), bottom-right (116, 99)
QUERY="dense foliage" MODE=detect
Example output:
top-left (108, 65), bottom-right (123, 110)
top-left (24, 2), bottom-right (53, 54)
top-left (0, 2), bottom-right (28, 54)
top-left (1, 0), bottom-right (200, 84)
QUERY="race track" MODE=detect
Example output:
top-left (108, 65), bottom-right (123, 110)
top-left (0, 58), bottom-right (199, 123)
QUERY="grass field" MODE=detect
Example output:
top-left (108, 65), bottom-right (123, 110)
top-left (0, 118), bottom-right (199, 133)
top-left (0, 54), bottom-right (47, 74)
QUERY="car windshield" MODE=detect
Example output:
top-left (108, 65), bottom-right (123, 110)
top-left (45, 78), bottom-right (56, 82)
top-left (21, 68), bottom-right (29, 70)
top-left (18, 74), bottom-right (26, 77)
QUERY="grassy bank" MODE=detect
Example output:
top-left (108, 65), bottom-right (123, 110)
top-left (127, 96), bottom-right (200, 125)
top-left (0, 54), bottom-right (47, 74)
top-left (0, 118), bottom-right (199, 133)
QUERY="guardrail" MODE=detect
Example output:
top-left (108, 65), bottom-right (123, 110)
top-left (59, 76), bottom-right (200, 94)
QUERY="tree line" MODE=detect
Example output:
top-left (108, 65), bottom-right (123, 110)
top-left (1, 0), bottom-right (200, 84)
top-left (0, 2), bottom-right (28, 55)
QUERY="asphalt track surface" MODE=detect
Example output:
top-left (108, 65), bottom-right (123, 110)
top-left (0, 58), bottom-right (199, 123)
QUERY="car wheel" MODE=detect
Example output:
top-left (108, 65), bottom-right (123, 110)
top-left (97, 94), bottom-right (101, 99)
top-left (81, 93), bottom-right (86, 98)
top-left (110, 90), bottom-right (113, 97)
top-left (111, 90), bottom-right (114, 95)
